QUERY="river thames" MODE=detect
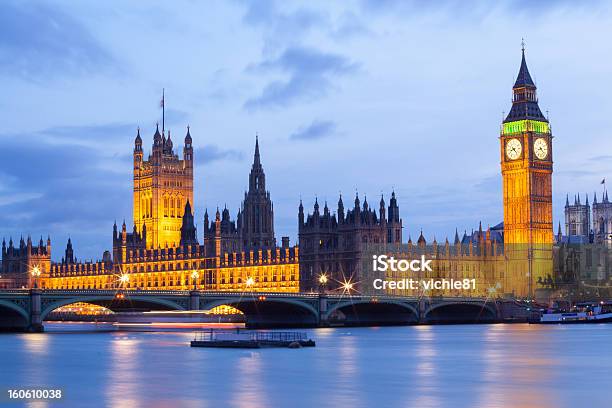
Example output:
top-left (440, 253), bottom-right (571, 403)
top-left (1, 323), bottom-right (609, 407)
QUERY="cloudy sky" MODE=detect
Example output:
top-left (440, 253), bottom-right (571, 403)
top-left (2, 0), bottom-right (612, 260)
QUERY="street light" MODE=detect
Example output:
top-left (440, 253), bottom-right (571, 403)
top-left (318, 273), bottom-right (328, 294)
top-left (341, 279), bottom-right (354, 295)
top-left (191, 271), bottom-right (199, 291)
top-left (31, 265), bottom-right (41, 288)
top-left (245, 276), bottom-right (255, 290)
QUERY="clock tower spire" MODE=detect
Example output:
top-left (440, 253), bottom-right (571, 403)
top-left (500, 44), bottom-right (554, 298)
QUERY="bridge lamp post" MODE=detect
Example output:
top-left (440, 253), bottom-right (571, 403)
top-left (342, 281), bottom-right (354, 294)
top-left (318, 274), bottom-right (328, 294)
top-left (31, 265), bottom-right (41, 289)
top-left (191, 271), bottom-right (199, 291)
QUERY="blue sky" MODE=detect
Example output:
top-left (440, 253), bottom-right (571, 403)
top-left (1, 0), bottom-right (612, 260)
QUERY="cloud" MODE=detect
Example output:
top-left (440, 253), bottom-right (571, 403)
top-left (244, 46), bottom-right (359, 110)
top-left (0, 1), bottom-right (114, 81)
top-left (196, 145), bottom-right (244, 164)
top-left (0, 124), bottom-right (132, 259)
top-left (239, 0), bottom-right (327, 49)
top-left (290, 120), bottom-right (337, 141)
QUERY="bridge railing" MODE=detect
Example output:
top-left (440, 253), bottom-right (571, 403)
top-left (0, 289), bottom-right (497, 303)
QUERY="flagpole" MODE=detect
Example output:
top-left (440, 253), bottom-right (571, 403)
top-left (162, 88), bottom-right (165, 134)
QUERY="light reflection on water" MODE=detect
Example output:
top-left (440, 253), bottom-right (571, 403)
top-left (0, 323), bottom-right (610, 408)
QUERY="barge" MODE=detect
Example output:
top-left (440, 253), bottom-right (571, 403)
top-left (190, 329), bottom-right (316, 348)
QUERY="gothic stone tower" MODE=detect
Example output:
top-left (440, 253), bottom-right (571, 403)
top-left (565, 194), bottom-right (590, 238)
top-left (133, 125), bottom-right (194, 248)
top-left (500, 47), bottom-right (554, 298)
top-left (238, 137), bottom-right (275, 250)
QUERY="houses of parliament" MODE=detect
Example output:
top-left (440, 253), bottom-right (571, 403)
top-left (1, 48), bottom-right (608, 299)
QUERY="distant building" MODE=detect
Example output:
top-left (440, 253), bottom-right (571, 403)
top-left (593, 191), bottom-right (612, 246)
top-left (560, 191), bottom-right (612, 246)
top-left (565, 194), bottom-right (590, 239)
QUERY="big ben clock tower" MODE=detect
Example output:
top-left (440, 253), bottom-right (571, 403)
top-left (500, 45), bottom-right (554, 298)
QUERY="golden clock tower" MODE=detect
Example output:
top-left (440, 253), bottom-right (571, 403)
top-left (500, 46), bottom-right (554, 298)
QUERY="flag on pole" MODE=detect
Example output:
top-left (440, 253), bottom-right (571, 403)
top-left (602, 178), bottom-right (606, 185)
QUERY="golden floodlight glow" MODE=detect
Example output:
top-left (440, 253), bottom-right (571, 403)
top-left (245, 277), bottom-right (255, 287)
top-left (119, 274), bottom-right (129, 284)
top-left (319, 274), bottom-right (328, 285)
top-left (31, 265), bottom-right (41, 277)
top-left (341, 280), bottom-right (354, 293)
top-left (191, 271), bottom-right (199, 280)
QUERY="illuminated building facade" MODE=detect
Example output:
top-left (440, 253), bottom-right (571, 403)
top-left (133, 125), bottom-right (194, 249)
top-left (37, 131), bottom-right (299, 292)
top-left (0, 48), bottom-right (580, 300)
top-left (367, 227), bottom-right (506, 298)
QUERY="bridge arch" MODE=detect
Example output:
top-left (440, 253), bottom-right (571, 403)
top-left (40, 296), bottom-right (187, 321)
top-left (424, 301), bottom-right (497, 324)
top-left (202, 297), bottom-right (319, 328)
top-left (325, 299), bottom-right (419, 325)
top-left (0, 299), bottom-right (30, 330)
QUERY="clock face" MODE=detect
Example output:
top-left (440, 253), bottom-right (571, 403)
top-left (505, 138), bottom-right (522, 160)
top-left (534, 137), bottom-right (548, 160)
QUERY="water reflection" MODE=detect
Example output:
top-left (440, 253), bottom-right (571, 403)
top-left (0, 324), bottom-right (608, 407)
top-left (476, 324), bottom-right (559, 408)
top-left (411, 325), bottom-right (440, 408)
top-left (231, 352), bottom-right (269, 408)
top-left (106, 335), bottom-right (141, 407)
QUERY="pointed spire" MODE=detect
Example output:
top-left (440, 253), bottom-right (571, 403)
top-left (586, 193), bottom-right (589, 206)
top-left (514, 40), bottom-right (535, 88)
top-left (417, 229), bottom-right (426, 245)
top-left (504, 42), bottom-right (546, 123)
top-left (557, 221), bottom-right (562, 236)
top-left (254, 134), bottom-right (261, 166)
top-left (185, 125), bottom-right (192, 144)
top-left (594, 191), bottom-right (598, 204)
top-left (566, 194), bottom-right (570, 207)
top-left (153, 123), bottom-right (162, 146)
top-left (454, 228), bottom-right (460, 244)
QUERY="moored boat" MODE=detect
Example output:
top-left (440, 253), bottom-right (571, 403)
top-left (539, 301), bottom-right (612, 324)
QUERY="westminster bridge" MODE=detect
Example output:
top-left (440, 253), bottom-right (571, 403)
top-left (0, 289), bottom-right (533, 332)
